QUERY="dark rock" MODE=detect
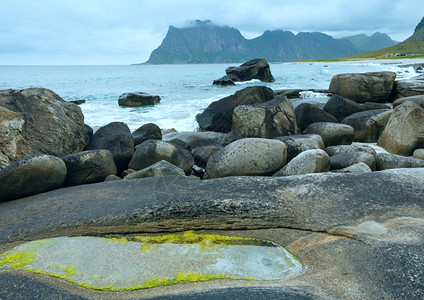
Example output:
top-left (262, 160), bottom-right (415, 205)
top-left (124, 160), bottom-right (185, 179)
top-left (167, 139), bottom-right (192, 151)
top-left (86, 122), bottom-right (134, 172)
top-left (392, 79), bottom-right (424, 100)
top-left (104, 174), bottom-right (122, 181)
top-left (393, 95), bottom-right (424, 108)
top-left (303, 122), bottom-right (355, 147)
top-left (295, 103), bottom-right (338, 131)
top-left (231, 95), bottom-right (297, 138)
top-left (374, 153), bottom-right (424, 170)
top-left (212, 75), bottom-right (236, 86)
top-left (329, 71), bottom-right (396, 103)
top-left (196, 86), bottom-right (275, 132)
top-left (361, 102), bottom-right (392, 110)
top-left (332, 162), bottom-right (372, 173)
top-left (163, 131), bottom-right (226, 150)
top-left (0, 155), bottom-right (66, 201)
top-left (132, 123), bottom-right (162, 146)
top-left (325, 144), bottom-right (376, 157)
top-left (330, 152), bottom-right (376, 170)
top-left (83, 124), bottom-right (93, 147)
top-left (323, 95), bottom-right (364, 122)
top-left (69, 99), bottom-right (85, 105)
top-left (273, 149), bottom-right (330, 176)
top-left (274, 134), bottom-right (325, 161)
top-left (192, 145), bottom-right (222, 168)
top-left (275, 89), bottom-right (302, 99)
top-left (225, 58), bottom-right (275, 82)
top-left (118, 92), bottom-right (160, 107)
top-left (62, 150), bottom-right (117, 186)
top-left (129, 140), bottom-right (194, 175)
top-left (341, 109), bottom-right (392, 142)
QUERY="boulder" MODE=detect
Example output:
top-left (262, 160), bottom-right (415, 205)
top-left (341, 109), bottom-right (392, 143)
top-left (273, 149), bottom-right (330, 177)
top-left (0, 155), bottom-right (66, 201)
top-left (0, 107), bottom-right (25, 168)
top-left (212, 75), bottom-right (236, 86)
top-left (225, 58), bottom-right (275, 82)
top-left (332, 162), bottom-right (372, 173)
top-left (303, 122), bottom-right (355, 147)
top-left (62, 150), bottom-right (117, 186)
top-left (393, 95), bottom-right (424, 108)
top-left (374, 153), bottom-right (424, 170)
top-left (295, 103), bottom-right (338, 131)
top-left (162, 131), bottom-right (226, 150)
top-left (274, 134), bottom-right (325, 161)
top-left (167, 139), bottom-right (192, 151)
top-left (69, 99), bottom-right (85, 105)
top-left (377, 102), bottom-right (424, 156)
top-left (361, 102), bottom-right (391, 111)
top-left (132, 123), bottom-right (162, 146)
top-left (0, 88), bottom-right (87, 162)
top-left (118, 92), bottom-right (160, 107)
top-left (192, 145), bottom-right (222, 168)
top-left (83, 124), bottom-right (93, 146)
top-left (196, 86), bottom-right (275, 132)
top-left (104, 174), bottom-right (122, 182)
top-left (413, 149), bottom-right (424, 160)
top-left (325, 144), bottom-right (376, 157)
top-left (129, 140), bottom-right (194, 175)
top-left (124, 160), bottom-right (185, 180)
top-left (330, 152), bottom-right (376, 171)
top-left (206, 138), bottom-right (287, 178)
top-left (329, 71), bottom-right (396, 103)
top-left (231, 95), bottom-right (297, 138)
top-left (392, 78), bottom-right (424, 100)
top-left (86, 122), bottom-right (134, 172)
top-left (323, 95), bottom-right (364, 122)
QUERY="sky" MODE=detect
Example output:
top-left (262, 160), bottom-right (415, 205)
top-left (1, 0), bottom-right (423, 65)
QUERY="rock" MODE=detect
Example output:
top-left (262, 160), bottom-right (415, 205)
top-left (392, 78), bottom-right (424, 100)
top-left (83, 124), bottom-right (93, 146)
top-left (206, 138), bottom-right (287, 178)
top-left (413, 149), bottom-right (424, 160)
top-left (132, 123), bottom-right (162, 146)
top-left (0, 155), bottom-right (66, 201)
top-left (274, 134), bottom-right (325, 161)
top-left (332, 162), bottom-right (372, 173)
top-left (225, 58), bottom-right (275, 82)
top-left (86, 122), bottom-right (134, 172)
top-left (196, 86), bottom-right (275, 132)
top-left (69, 100), bottom-right (85, 105)
top-left (104, 174), bottom-right (122, 182)
top-left (167, 139), bottom-right (192, 151)
top-left (393, 95), bottom-right (424, 108)
top-left (361, 102), bottom-right (392, 110)
top-left (129, 140), bottom-right (194, 175)
top-left (325, 144), bottom-right (376, 157)
top-left (124, 160), bottom-right (185, 179)
top-left (329, 71), bottom-right (396, 103)
top-left (212, 75), bottom-right (236, 86)
top-left (231, 95), bottom-right (297, 138)
top-left (273, 149), bottom-right (330, 176)
top-left (341, 109), bottom-right (392, 142)
top-left (330, 152), bottom-right (376, 170)
top-left (377, 102), bottom-right (424, 156)
top-left (118, 92), bottom-right (160, 107)
top-left (192, 145), bottom-right (222, 168)
top-left (0, 88), bottom-right (87, 163)
top-left (303, 122), bottom-right (355, 147)
top-left (374, 153), bottom-right (424, 170)
top-left (295, 103), bottom-right (338, 131)
top-left (62, 150), bottom-right (117, 186)
top-left (323, 95), bottom-right (364, 122)
top-left (162, 131), bottom-right (226, 150)
top-left (0, 107), bottom-right (25, 168)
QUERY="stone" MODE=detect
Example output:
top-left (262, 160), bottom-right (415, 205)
top-left (323, 95), bottom-right (364, 122)
top-left (413, 149), bottom-right (424, 160)
top-left (83, 124), bottom-right (93, 146)
top-left (118, 92), bottom-right (160, 107)
top-left (132, 123), bottom-right (162, 146)
top-left (129, 140), bottom-right (194, 175)
top-left (124, 160), bottom-right (185, 179)
top-left (303, 122), bottom-right (355, 147)
top-left (274, 134), bottom-right (325, 162)
top-left (330, 152), bottom-right (376, 170)
top-left (62, 150), bottom-right (117, 186)
top-left (341, 109), bottom-right (392, 142)
top-left (0, 88), bottom-right (87, 163)
top-left (196, 86), bottom-right (275, 132)
top-left (392, 78), bottom-right (424, 100)
top-left (225, 58), bottom-right (275, 82)
top-left (192, 145), bottom-right (222, 168)
top-left (393, 95), bottom-right (424, 108)
top-left (273, 149), bottom-right (330, 176)
top-left (231, 95), bottom-right (297, 139)
top-left (86, 122), bottom-right (134, 172)
top-left (212, 75), bottom-right (236, 86)
top-left (329, 71), bottom-right (396, 103)
top-left (332, 162), bottom-right (372, 173)
top-left (162, 131), bottom-right (226, 150)
top-left (206, 138), bottom-right (287, 178)
top-left (361, 102), bottom-right (391, 111)
top-left (69, 99), bottom-right (85, 105)
top-left (167, 139), bottom-right (192, 151)
top-left (0, 155), bottom-right (66, 201)
top-left (104, 174), bottom-right (122, 181)
top-left (374, 153), bottom-right (424, 170)
top-left (0, 107), bottom-right (24, 168)
top-left (294, 103), bottom-right (338, 131)
top-left (377, 102), bottom-right (424, 156)
top-left (325, 144), bottom-right (376, 157)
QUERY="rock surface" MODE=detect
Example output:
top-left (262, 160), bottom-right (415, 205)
top-left (325, 144), bottom-right (376, 156)
top-left (212, 75), bottom-right (236, 86)
top-left (295, 103), bottom-right (338, 131)
top-left (392, 78), bottom-right (424, 99)
top-left (303, 122), bottom-right (355, 147)
top-left (374, 153), bottom-right (424, 170)
top-left (0, 107), bottom-right (24, 168)
top-left (273, 149), bottom-right (330, 176)
top-left (413, 148), bottom-right (424, 160)
top-left (162, 131), bottom-right (226, 150)
top-left (322, 95), bottom-right (364, 122)
top-left (393, 94), bottom-right (424, 108)
top-left (329, 152), bottom-right (376, 171)
top-left (118, 92), bottom-right (160, 107)
top-left (225, 58), bottom-right (275, 82)
top-left (124, 160), bottom-right (185, 179)
top-left (132, 123), bottom-right (162, 146)
top-left (274, 134), bottom-right (325, 161)
top-left (192, 145), bottom-right (222, 168)
top-left (332, 162), bottom-right (372, 173)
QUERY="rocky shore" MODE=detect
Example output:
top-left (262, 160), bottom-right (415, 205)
top-left (1, 61), bottom-right (424, 299)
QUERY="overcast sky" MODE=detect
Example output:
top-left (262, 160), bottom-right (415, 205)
top-left (1, 0), bottom-right (423, 65)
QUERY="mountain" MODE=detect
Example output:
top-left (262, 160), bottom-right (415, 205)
top-left (144, 20), bottom-right (362, 64)
top-left (339, 32), bottom-right (398, 52)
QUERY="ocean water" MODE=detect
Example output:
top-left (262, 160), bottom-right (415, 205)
top-left (0, 61), bottom-right (420, 132)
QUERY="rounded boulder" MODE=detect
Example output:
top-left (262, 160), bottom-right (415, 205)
top-left (303, 122), bottom-right (355, 147)
top-left (273, 149), bottom-right (330, 177)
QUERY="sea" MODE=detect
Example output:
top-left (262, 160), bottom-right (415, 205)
top-left (0, 60), bottom-right (421, 132)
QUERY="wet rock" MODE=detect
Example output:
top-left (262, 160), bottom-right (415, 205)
top-left (393, 95), bottom-right (424, 108)
top-left (132, 123), bottom-right (162, 146)
top-left (374, 153), bottom-right (424, 170)
top-left (225, 58), bottom-right (275, 82)
top-left (295, 103), bottom-right (338, 131)
top-left (118, 92), bottom-right (160, 107)
top-left (303, 122), bottom-right (355, 147)
top-left (212, 75), bottom-right (236, 86)
top-left (274, 134), bottom-right (325, 162)
top-left (332, 162), bottom-right (372, 173)
top-left (325, 144), bottom-right (376, 157)
top-left (330, 152), bottom-right (376, 170)
top-left (273, 149), bottom-right (330, 176)
top-left (124, 160), bottom-right (185, 179)
top-left (323, 95), bottom-right (364, 122)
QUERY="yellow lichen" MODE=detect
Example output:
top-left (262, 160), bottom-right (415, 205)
top-left (0, 250), bottom-right (36, 269)
top-left (105, 237), bottom-right (128, 245)
top-left (140, 244), bottom-right (152, 253)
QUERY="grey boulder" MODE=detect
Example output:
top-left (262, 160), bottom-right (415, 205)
top-left (325, 144), bottom-right (376, 156)
top-left (162, 131), bottom-right (226, 150)
top-left (303, 122), bottom-right (355, 147)
top-left (0, 107), bottom-right (25, 168)
top-left (393, 95), bottom-right (424, 108)
top-left (118, 92), bottom-right (160, 107)
top-left (132, 123), bottom-right (162, 146)
top-left (274, 134), bottom-right (325, 162)
top-left (332, 162), bottom-right (372, 173)
top-left (124, 160), bottom-right (185, 179)
top-left (330, 152), bottom-right (376, 171)
top-left (273, 149), bottom-right (330, 176)
top-left (374, 153), bottom-right (424, 170)
top-left (225, 58), bottom-right (275, 82)
top-left (295, 103), bottom-right (338, 131)
top-left (192, 145), bottom-right (222, 168)
top-left (323, 94), bottom-right (364, 122)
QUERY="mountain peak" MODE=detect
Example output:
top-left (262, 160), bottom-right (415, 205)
top-left (414, 16), bottom-right (424, 33)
